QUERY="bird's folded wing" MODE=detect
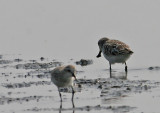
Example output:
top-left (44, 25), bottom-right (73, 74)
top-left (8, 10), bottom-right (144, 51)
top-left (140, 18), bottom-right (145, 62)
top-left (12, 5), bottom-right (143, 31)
top-left (104, 40), bottom-right (133, 55)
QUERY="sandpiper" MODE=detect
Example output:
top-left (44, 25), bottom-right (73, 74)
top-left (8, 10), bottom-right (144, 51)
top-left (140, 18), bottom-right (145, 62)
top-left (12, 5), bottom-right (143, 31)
top-left (51, 65), bottom-right (77, 102)
top-left (97, 37), bottom-right (133, 72)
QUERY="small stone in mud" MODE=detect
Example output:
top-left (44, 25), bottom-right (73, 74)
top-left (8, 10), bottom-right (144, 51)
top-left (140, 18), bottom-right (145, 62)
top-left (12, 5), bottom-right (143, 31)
top-left (126, 87), bottom-right (131, 91)
top-left (24, 75), bottom-right (27, 78)
top-left (85, 106), bottom-right (91, 111)
top-left (98, 85), bottom-right (103, 89)
top-left (7, 99), bottom-right (12, 104)
top-left (95, 105), bottom-right (101, 110)
top-left (14, 59), bottom-right (23, 62)
top-left (148, 67), bottom-right (154, 70)
top-left (78, 84), bottom-right (82, 88)
top-left (75, 59), bottom-right (93, 66)
top-left (40, 57), bottom-right (45, 61)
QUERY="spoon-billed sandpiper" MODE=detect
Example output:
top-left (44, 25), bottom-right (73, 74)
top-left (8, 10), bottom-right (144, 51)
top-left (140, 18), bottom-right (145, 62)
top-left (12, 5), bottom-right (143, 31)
top-left (97, 37), bottom-right (133, 72)
top-left (51, 65), bottom-right (77, 102)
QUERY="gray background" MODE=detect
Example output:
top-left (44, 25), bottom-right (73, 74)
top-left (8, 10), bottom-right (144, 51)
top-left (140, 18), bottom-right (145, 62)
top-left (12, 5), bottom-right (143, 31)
top-left (0, 0), bottom-right (160, 67)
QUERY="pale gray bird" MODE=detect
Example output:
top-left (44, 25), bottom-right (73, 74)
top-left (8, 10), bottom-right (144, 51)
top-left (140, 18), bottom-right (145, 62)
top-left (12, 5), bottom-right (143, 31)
top-left (97, 37), bottom-right (133, 72)
top-left (51, 65), bottom-right (77, 102)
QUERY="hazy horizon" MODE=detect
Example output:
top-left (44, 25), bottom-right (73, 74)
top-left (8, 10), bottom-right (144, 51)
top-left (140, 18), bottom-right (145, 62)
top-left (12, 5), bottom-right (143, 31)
top-left (1, 0), bottom-right (160, 67)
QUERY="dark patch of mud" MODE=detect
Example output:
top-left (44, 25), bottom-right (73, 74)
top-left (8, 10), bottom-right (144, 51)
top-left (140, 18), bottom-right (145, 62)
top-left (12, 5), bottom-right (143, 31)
top-left (0, 95), bottom-right (54, 105)
top-left (148, 66), bottom-right (160, 70)
top-left (0, 60), bottom-right (13, 64)
top-left (36, 74), bottom-right (51, 79)
top-left (40, 57), bottom-right (45, 61)
top-left (0, 55), bottom-right (2, 59)
top-left (25, 105), bottom-right (136, 112)
top-left (7, 91), bottom-right (26, 95)
top-left (75, 59), bottom-right (93, 66)
top-left (14, 58), bottom-right (23, 62)
top-left (3, 81), bottom-right (51, 89)
top-left (15, 61), bottom-right (63, 69)
top-left (77, 78), bottom-right (160, 98)
top-left (15, 71), bottom-right (51, 79)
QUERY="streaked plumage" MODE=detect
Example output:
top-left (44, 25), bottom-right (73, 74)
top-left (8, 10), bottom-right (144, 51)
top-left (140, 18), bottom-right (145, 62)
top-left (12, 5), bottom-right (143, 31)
top-left (51, 65), bottom-right (77, 102)
top-left (97, 37), bottom-right (133, 71)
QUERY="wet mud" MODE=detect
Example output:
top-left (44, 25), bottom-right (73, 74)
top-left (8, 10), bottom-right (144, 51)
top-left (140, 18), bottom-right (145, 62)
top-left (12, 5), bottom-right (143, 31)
top-left (15, 61), bottom-right (63, 69)
top-left (0, 55), bottom-right (160, 113)
top-left (3, 81), bottom-right (51, 89)
top-left (25, 105), bottom-right (136, 112)
top-left (0, 96), bottom-right (53, 105)
top-left (0, 60), bottom-right (13, 64)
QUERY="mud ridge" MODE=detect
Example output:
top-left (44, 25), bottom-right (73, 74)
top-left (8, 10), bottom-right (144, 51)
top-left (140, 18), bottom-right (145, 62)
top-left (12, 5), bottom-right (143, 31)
top-left (0, 95), bottom-right (54, 105)
top-left (3, 81), bottom-right (51, 89)
top-left (15, 62), bottom-right (63, 69)
top-left (25, 105), bottom-right (136, 112)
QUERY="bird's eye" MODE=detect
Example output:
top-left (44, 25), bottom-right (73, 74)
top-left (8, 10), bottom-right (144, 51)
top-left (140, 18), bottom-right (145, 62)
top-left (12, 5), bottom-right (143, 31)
top-left (67, 69), bottom-right (71, 72)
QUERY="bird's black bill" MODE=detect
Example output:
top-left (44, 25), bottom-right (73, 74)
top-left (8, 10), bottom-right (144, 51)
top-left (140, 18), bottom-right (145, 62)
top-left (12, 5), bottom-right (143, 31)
top-left (96, 51), bottom-right (102, 58)
top-left (72, 73), bottom-right (77, 81)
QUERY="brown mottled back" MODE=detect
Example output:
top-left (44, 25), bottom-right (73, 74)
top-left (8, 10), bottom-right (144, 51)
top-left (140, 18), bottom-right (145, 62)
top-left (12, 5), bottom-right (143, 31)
top-left (104, 39), bottom-right (133, 56)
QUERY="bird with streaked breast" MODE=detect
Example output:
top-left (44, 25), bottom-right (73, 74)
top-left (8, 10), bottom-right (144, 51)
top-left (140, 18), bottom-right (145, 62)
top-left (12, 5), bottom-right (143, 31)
top-left (97, 37), bottom-right (133, 72)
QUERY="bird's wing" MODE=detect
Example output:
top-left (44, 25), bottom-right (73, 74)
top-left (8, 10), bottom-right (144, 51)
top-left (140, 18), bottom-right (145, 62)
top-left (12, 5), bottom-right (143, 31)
top-left (103, 40), bottom-right (133, 55)
top-left (51, 68), bottom-right (63, 81)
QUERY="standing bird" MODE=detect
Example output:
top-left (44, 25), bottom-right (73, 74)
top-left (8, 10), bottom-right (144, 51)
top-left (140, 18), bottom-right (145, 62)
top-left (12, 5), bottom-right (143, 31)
top-left (51, 65), bottom-right (77, 102)
top-left (97, 37), bottom-right (133, 72)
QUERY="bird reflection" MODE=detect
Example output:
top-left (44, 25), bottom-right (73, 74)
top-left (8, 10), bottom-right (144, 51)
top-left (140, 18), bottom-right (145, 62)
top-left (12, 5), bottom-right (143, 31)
top-left (109, 70), bottom-right (127, 80)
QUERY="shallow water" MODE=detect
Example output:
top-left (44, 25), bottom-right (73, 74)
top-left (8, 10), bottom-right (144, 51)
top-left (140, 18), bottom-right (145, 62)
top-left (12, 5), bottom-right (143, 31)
top-left (0, 55), bottom-right (160, 113)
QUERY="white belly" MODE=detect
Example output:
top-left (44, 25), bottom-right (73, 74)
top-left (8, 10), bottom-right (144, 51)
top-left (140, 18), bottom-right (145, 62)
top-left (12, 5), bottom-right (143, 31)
top-left (103, 53), bottom-right (131, 64)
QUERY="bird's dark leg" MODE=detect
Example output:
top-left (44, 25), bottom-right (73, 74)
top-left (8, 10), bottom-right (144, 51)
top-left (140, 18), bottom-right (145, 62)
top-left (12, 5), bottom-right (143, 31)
top-left (109, 68), bottom-right (112, 78)
top-left (109, 62), bottom-right (112, 71)
top-left (71, 86), bottom-right (75, 108)
top-left (59, 101), bottom-right (62, 111)
top-left (96, 51), bottom-right (102, 58)
top-left (125, 62), bottom-right (128, 72)
top-left (58, 88), bottom-right (62, 102)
